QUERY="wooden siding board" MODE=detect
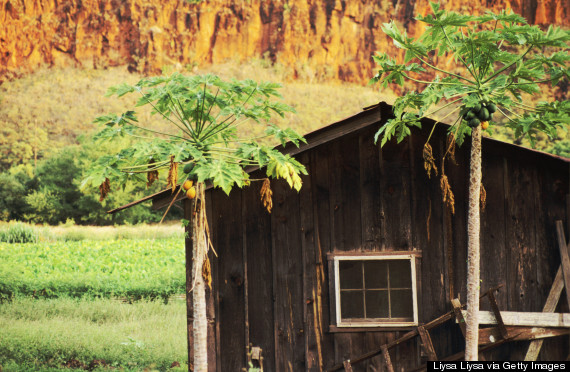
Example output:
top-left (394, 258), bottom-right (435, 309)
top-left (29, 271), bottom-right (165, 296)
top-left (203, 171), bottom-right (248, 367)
top-left (329, 135), bottom-right (362, 252)
top-left (242, 179), bottom-right (276, 370)
top-left (411, 132), bottom-right (446, 321)
top-left (299, 153), bottom-right (322, 372)
top-left (378, 134), bottom-right (417, 369)
top-left (379, 137), bottom-right (413, 250)
top-left (535, 162), bottom-right (569, 360)
top-left (312, 146), bottom-right (336, 371)
top-left (213, 190), bottom-right (246, 370)
top-left (446, 137), bottom-right (469, 302)
top-left (504, 159), bottom-right (539, 313)
top-left (271, 179), bottom-right (305, 372)
top-left (359, 127), bottom-right (383, 251)
top-left (480, 149), bottom-right (509, 360)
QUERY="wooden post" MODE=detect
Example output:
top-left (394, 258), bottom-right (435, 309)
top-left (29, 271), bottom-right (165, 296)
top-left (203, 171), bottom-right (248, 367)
top-left (184, 198), bottom-right (195, 372)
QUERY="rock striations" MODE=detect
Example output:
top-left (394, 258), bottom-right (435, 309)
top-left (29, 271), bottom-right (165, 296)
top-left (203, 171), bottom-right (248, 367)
top-left (1, 0), bottom-right (568, 82)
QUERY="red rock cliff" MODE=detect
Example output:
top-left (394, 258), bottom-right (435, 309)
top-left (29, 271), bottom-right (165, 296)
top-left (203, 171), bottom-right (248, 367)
top-left (1, 0), bottom-right (568, 82)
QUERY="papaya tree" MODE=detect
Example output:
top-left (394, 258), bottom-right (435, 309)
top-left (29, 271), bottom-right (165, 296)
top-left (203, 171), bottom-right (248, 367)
top-left (371, 3), bottom-right (569, 360)
top-left (82, 73), bottom-right (307, 371)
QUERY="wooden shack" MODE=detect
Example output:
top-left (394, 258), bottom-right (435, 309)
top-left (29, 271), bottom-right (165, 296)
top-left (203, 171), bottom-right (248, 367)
top-left (123, 102), bottom-right (570, 371)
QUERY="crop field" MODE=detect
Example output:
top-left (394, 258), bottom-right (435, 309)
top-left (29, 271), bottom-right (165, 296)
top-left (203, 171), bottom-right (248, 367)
top-left (0, 235), bottom-right (189, 371)
top-left (0, 239), bottom-right (186, 301)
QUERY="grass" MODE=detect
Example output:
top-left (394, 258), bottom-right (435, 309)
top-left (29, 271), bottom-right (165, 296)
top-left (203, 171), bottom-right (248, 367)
top-left (0, 297), bottom-right (188, 371)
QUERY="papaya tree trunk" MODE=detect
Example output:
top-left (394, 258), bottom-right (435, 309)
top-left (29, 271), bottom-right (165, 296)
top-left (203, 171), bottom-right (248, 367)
top-left (184, 183), bottom-right (208, 372)
top-left (465, 126), bottom-right (482, 360)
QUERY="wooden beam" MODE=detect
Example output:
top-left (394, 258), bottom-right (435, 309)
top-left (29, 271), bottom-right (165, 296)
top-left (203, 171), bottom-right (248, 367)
top-left (556, 220), bottom-right (570, 309)
top-left (524, 265), bottom-right (565, 360)
top-left (462, 310), bottom-right (570, 327)
top-left (480, 326), bottom-right (570, 346)
top-left (417, 325), bottom-right (438, 361)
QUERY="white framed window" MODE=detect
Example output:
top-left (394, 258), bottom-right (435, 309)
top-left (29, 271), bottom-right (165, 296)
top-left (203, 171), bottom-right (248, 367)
top-left (332, 253), bottom-right (418, 328)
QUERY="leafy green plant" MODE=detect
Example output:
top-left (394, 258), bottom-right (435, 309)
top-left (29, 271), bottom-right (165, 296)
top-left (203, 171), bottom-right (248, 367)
top-left (83, 72), bottom-right (308, 371)
top-left (371, 3), bottom-right (569, 360)
top-left (0, 239), bottom-right (185, 301)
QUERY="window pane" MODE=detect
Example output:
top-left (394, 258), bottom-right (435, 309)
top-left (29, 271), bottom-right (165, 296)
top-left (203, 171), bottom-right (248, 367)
top-left (388, 260), bottom-right (412, 288)
top-left (340, 291), bottom-right (364, 319)
top-left (364, 261), bottom-right (387, 289)
top-left (391, 289), bottom-right (413, 318)
top-left (365, 290), bottom-right (389, 318)
top-left (339, 261), bottom-right (363, 289)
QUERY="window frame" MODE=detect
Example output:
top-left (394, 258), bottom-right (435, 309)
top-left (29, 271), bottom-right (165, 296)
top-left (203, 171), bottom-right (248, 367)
top-left (332, 252), bottom-right (419, 328)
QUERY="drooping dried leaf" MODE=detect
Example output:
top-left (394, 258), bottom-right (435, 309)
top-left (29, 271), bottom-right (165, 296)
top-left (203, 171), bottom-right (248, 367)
top-left (480, 182), bottom-right (487, 211)
top-left (147, 170), bottom-right (159, 187)
top-left (260, 178), bottom-right (273, 213)
top-left (99, 178), bottom-right (111, 202)
top-left (167, 155), bottom-right (178, 193)
top-left (423, 143), bottom-right (438, 179)
top-left (202, 256), bottom-right (212, 290)
top-left (440, 174), bottom-right (455, 215)
top-left (445, 132), bottom-right (457, 165)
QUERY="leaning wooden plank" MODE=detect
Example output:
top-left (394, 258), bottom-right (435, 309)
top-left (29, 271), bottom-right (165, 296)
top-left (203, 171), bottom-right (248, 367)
top-left (451, 298), bottom-right (467, 336)
top-left (461, 310), bottom-right (570, 327)
top-left (487, 290), bottom-right (508, 339)
top-left (525, 266), bottom-right (565, 361)
top-left (556, 221), bottom-right (570, 309)
top-left (479, 326), bottom-right (569, 345)
top-left (381, 345), bottom-right (395, 372)
top-left (417, 325), bottom-right (438, 361)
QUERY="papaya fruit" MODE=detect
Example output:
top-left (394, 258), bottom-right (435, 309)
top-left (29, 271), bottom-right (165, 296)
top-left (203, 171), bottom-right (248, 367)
top-left (478, 107), bottom-right (490, 121)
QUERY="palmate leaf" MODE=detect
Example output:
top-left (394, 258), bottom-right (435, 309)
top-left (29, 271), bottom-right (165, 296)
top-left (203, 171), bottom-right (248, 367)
top-left (265, 125), bottom-right (307, 147)
top-left (476, 10), bottom-right (527, 25)
top-left (371, 54), bottom-right (425, 87)
top-left (193, 159), bottom-right (247, 195)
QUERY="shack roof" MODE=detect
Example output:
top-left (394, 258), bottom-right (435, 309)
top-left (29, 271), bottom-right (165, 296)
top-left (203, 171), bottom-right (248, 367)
top-left (108, 101), bottom-right (569, 214)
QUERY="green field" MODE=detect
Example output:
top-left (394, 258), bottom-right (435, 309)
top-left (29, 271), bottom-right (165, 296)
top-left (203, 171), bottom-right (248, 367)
top-left (0, 231), bottom-right (189, 371)
top-left (0, 239), bottom-right (186, 301)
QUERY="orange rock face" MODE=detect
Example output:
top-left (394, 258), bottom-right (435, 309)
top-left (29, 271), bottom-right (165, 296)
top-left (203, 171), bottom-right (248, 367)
top-left (1, 0), bottom-right (568, 82)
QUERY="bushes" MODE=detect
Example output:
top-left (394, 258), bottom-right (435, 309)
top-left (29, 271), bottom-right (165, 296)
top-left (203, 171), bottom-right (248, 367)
top-left (0, 137), bottom-right (181, 225)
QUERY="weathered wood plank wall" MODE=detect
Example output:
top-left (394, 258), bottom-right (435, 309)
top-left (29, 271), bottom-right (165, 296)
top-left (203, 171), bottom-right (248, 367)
top-left (207, 106), bottom-right (569, 370)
